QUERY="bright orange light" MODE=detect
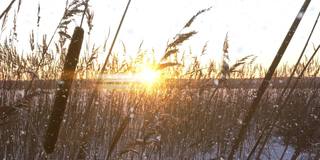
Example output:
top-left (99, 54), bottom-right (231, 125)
top-left (138, 67), bottom-right (161, 85)
top-left (102, 64), bottom-right (162, 90)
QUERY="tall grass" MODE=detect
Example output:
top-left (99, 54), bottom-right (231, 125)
top-left (0, 1), bottom-right (320, 160)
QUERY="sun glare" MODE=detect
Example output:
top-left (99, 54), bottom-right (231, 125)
top-left (138, 68), bottom-right (161, 85)
top-left (102, 65), bottom-right (162, 90)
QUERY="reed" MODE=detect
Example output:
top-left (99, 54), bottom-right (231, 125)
top-left (0, 1), bottom-right (319, 160)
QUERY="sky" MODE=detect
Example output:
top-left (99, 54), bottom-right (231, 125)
top-left (1, 0), bottom-right (320, 67)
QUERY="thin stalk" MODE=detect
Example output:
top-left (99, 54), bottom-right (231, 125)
top-left (246, 10), bottom-right (320, 158)
top-left (256, 129), bottom-right (272, 159)
top-left (102, 0), bottom-right (132, 72)
top-left (280, 45), bottom-right (319, 110)
top-left (0, 0), bottom-right (16, 20)
top-left (105, 117), bottom-right (130, 160)
top-left (80, 0), bottom-right (89, 28)
top-left (276, 11), bottom-right (320, 104)
top-left (83, 0), bottom-right (132, 126)
top-left (76, 0), bottom-right (132, 158)
top-left (246, 125), bottom-right (268, 160)
top-left (279, 144), bottom-right (289, 160)
top-left (88, 0), bottom-right (132, 107)
top-left (227, 1), bottom-right (311, 159)
top-left (257, 44), bottom-right (320, 156)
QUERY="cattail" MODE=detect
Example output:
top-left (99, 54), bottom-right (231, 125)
top-left (43, 26), bottom-right (84, 154)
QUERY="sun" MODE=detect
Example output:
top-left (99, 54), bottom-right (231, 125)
top-left (101, 64), bottom-right (162, 90)
top-left (138, 67), bottom-right (161, 85)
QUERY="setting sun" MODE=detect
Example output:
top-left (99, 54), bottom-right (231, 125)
top-left (101, 66), bottom-right (162, 89)
top-left (1, 0), bottom-right (319, 159)
top-left (138, 68), bottom-right (161, 85)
